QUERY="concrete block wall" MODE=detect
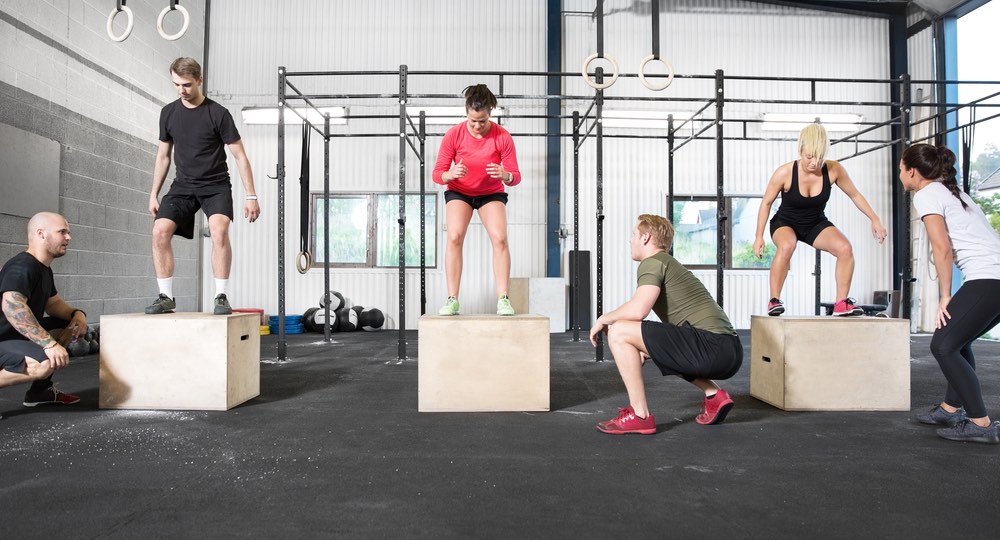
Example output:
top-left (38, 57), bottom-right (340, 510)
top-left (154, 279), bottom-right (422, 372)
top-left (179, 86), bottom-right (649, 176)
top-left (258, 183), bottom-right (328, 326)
top-left (0, 0), bottom-right (206, 320)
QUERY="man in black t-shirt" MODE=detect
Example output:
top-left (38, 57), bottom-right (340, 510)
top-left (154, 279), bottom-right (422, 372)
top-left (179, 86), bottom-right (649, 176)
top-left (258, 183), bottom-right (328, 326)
top-left (1, 213), bottom-right (86, 407)
top-left (146, 57), bottom-right (260, 316)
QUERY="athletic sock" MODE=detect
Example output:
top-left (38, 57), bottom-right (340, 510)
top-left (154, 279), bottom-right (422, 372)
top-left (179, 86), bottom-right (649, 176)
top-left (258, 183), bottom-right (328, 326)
top-left (215, 278), bottom-right (229, 297)
top-left (157, 278), bottom-right (173, 298)
top-left (705, 392), bottom-right (718, 400)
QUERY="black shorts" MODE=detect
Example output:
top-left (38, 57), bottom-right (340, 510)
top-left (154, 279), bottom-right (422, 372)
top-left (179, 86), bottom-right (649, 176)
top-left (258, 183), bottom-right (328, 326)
top-left (770, 216), bottom-right (834, 246)
top-left (155, 182), bottom-right (234, 239)
top-left (640, 320), bottom-right (743, 381)
top-left (444, 190), bottom-right (508, 210)
top-left (0, 317), bottom-right (70, 373)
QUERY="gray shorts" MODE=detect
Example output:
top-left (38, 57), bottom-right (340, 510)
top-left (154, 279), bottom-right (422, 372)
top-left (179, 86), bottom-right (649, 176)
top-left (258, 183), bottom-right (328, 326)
top-left (0, 340), bottom-right (46, 373)
top-left (0, 317), bottom-right (70, 373)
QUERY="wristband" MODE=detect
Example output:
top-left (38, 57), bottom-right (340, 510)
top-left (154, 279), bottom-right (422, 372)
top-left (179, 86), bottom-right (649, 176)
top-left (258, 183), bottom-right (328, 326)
top-left (246, 195), bottom-right (258, 201)
top-left (71, 309), bottom-right (86, 319)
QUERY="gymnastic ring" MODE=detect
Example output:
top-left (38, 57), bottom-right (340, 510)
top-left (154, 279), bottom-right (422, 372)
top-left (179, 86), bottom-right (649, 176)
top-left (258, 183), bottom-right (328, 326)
top-left (157, 3), bottom-right (190, 41)
top-left (638, 54), bottom-right (675, 91)
top-left (581, 53), bottom-right (619, 90)
top-left (295, 251), bottom-right (312, 274)
top-left (106, 5), bottom-right (134, 42)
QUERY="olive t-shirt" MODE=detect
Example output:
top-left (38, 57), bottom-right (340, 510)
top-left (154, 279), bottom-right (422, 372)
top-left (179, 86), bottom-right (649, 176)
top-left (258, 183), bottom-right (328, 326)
top-left (636, 251), bottom-right (736, 336)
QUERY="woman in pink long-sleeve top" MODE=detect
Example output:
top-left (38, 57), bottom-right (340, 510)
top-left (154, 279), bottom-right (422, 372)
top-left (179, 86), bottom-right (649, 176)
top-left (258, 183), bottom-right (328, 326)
top-left (432, 84), bottom-right (521, 316)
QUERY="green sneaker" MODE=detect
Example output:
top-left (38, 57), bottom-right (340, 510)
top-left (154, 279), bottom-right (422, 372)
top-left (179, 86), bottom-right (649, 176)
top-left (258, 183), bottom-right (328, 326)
top-left (438, 296), bottom-right (460, 316)
top-left (497, 295), bottom-right (515, 316)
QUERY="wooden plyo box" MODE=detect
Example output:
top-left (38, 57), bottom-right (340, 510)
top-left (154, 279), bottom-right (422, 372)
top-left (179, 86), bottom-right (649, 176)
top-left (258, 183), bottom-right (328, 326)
top-left (750, 315), bottom-right (910, 411)
top-left (418, 314), bottom-right (549, 412)
top-left (99, 312), bottom-right (260, 411)
top-left (508, 277), bottom-right (566, 333)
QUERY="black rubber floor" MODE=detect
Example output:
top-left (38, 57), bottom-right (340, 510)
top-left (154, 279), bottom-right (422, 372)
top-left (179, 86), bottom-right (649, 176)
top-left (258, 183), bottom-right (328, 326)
top-left (2, 329), bottom-right (998, 538)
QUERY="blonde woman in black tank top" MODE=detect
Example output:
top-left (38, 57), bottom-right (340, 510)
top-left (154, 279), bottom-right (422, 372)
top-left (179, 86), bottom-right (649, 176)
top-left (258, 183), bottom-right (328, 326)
top-left (752, 124), bottom-right (887, 316)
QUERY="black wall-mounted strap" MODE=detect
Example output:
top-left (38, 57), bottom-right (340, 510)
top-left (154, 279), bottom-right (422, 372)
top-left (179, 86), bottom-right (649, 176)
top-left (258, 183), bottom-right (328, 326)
top-left (651, 0), bottom-right (660, 59)
top-left (596, 0), bottom-right (604, 57)
top-left (300, 121), bottom-right (310, 254)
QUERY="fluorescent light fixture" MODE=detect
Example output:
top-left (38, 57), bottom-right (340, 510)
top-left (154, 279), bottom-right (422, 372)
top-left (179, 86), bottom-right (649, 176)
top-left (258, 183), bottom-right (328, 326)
top-left (760, 113), bottom-right (863, 132)
top-left (406, 106), bottom-right (505, 125)
top-left (600, 110), bottom-right (700, 129)
top-left (241, 106), bottom-right (348, 125)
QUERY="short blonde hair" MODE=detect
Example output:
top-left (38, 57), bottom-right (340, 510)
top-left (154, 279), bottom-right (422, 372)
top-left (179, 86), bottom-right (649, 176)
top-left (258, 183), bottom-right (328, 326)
top-left (797, 123), bottom-right (829, 164)
top-left (637, 214), bottom-right (674, 250)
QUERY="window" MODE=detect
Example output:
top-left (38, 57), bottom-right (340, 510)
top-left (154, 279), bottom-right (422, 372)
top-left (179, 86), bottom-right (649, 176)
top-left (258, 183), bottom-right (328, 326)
top-left (669, 196), bottom-right (776, 269)
top-left (730, 197), bottom-right (776, 269)
top-left (312, 192), bottom-right (437, 268)
top-left (671, 198), bottom-right (717, 266)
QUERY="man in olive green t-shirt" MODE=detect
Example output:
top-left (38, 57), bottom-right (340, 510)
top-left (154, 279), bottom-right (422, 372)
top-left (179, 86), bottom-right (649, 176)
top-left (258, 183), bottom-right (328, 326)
top-left (590, 214), bottom-right (743, 435)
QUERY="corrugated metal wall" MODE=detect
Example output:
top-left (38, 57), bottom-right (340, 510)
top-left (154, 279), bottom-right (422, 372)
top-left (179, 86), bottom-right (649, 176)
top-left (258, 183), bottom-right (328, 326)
top-left (209, 0), bottom-right (905, 329)
top-left (907, 25), bottom-right (941, 332)
top-left (562, 0), bottom-right (894, 328)
top-left (207, 0), bottom-right (548, 323)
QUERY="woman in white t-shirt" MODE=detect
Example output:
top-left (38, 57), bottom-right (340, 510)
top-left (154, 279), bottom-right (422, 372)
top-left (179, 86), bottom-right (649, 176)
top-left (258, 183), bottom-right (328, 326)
top-left (900, 143), bottom-right (1000, 445)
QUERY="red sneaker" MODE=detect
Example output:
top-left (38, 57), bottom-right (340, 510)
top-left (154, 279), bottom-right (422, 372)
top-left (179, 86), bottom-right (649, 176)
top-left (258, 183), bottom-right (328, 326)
top-left (696, 389), bottom-right (734, 425)
top-left (23, 385), bottom-right (81, 407)
top-left (597, 405), bottom-right (656, 435)
top-left (767, 297), bottom-right (785, 316)
top-left (832, 297), bottom-right (864, 316)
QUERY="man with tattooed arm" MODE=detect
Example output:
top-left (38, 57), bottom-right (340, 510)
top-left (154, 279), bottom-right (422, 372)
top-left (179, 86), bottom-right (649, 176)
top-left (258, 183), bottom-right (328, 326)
top-left (0, 212), bottom-right (83, 409)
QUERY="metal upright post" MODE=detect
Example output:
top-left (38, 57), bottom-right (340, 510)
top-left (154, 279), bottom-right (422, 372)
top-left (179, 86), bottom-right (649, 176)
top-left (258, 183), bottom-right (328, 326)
top-left (323, 114), bottom-right (331, 342)
top-left (277, 66), bottom-right (287, 362)
top-left (814, 251), bottom-right (822, 315)
top-left (572, 111), bottom-right (581, 342)
top-left (397, 65), bottom-right (408, 361)
top-left (595, 68), bottom-right (605, 362)
top-left (899, 74), bottom-right (913, 320)
top-left (667, 115), bottom-right (674, 257)
top-left (714, 69), bottom-right (725, 308)
top-left (419, 111), bottom-right (427, 316)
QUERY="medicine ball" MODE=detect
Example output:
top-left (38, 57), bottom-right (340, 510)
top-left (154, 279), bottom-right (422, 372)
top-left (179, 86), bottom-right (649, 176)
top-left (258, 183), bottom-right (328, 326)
top-left (302, 307), bottom-right (320, 332)
top-left (312, 306), bottom-right (340, 332)
top-left (319, 290), bottom-right (346, 311)
top-left (336, 306), bottom-right (358, 332)
top-left (359, 308), bottom-right (385, 331)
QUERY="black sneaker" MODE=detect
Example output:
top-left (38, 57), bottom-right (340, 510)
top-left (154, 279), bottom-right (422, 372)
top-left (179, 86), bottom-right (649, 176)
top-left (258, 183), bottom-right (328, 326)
top-left (915, 404), bottom-right (966, 427)
top-left (145, 294), bottom-right (176, 314)
top-left (23, 385), bottom-right (81, 407)
top-left (214, 293), bottom-right (233, 315)
top-left (936, 419), bottom-right (1000, 444)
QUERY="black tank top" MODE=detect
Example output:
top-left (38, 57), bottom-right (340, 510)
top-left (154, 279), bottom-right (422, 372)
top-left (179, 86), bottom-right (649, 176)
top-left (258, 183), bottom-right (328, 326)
top-left (774, 161), bottom-right (832, 223)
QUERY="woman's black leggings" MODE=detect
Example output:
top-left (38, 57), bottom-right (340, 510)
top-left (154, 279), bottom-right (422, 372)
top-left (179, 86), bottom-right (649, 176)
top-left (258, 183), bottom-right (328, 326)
top-left (931, 279), bottom-right (1000, 418)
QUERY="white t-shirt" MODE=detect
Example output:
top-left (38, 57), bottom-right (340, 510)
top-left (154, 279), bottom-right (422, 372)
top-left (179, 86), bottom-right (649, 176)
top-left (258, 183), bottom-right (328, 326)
top-left (912, 182), bottom-right (1000, 281)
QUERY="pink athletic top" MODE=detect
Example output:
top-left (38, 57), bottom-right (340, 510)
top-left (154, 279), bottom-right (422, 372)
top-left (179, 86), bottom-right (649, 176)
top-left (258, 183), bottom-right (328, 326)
top-left (432, 121), bottom-right (521, 197)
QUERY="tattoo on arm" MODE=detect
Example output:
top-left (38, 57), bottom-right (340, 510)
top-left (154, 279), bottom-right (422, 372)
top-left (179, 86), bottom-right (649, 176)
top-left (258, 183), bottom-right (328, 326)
top-left (2, 292), bottom-right (55, 348)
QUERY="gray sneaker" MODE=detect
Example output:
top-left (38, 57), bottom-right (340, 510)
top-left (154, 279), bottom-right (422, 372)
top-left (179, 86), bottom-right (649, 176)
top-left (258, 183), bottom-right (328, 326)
top-left (214, 293), bottom-right (233, 315)
top-left (936, 419), bottom-right (1000, 444)
top-left (145, 294), bottom-right (176, 314)
top-left (915, 405), bottom-right (967, 427)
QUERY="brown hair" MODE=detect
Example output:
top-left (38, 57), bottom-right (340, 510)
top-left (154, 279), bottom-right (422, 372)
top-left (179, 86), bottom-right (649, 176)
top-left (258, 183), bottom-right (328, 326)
top-left (463, 84), bottom-right (497, 113)
top-left (169, 57), bottom-right (202, 80)
top-left (901, 143), bottom-right (966, 209)
top-left (637, 214), bottom-right (674, 250)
